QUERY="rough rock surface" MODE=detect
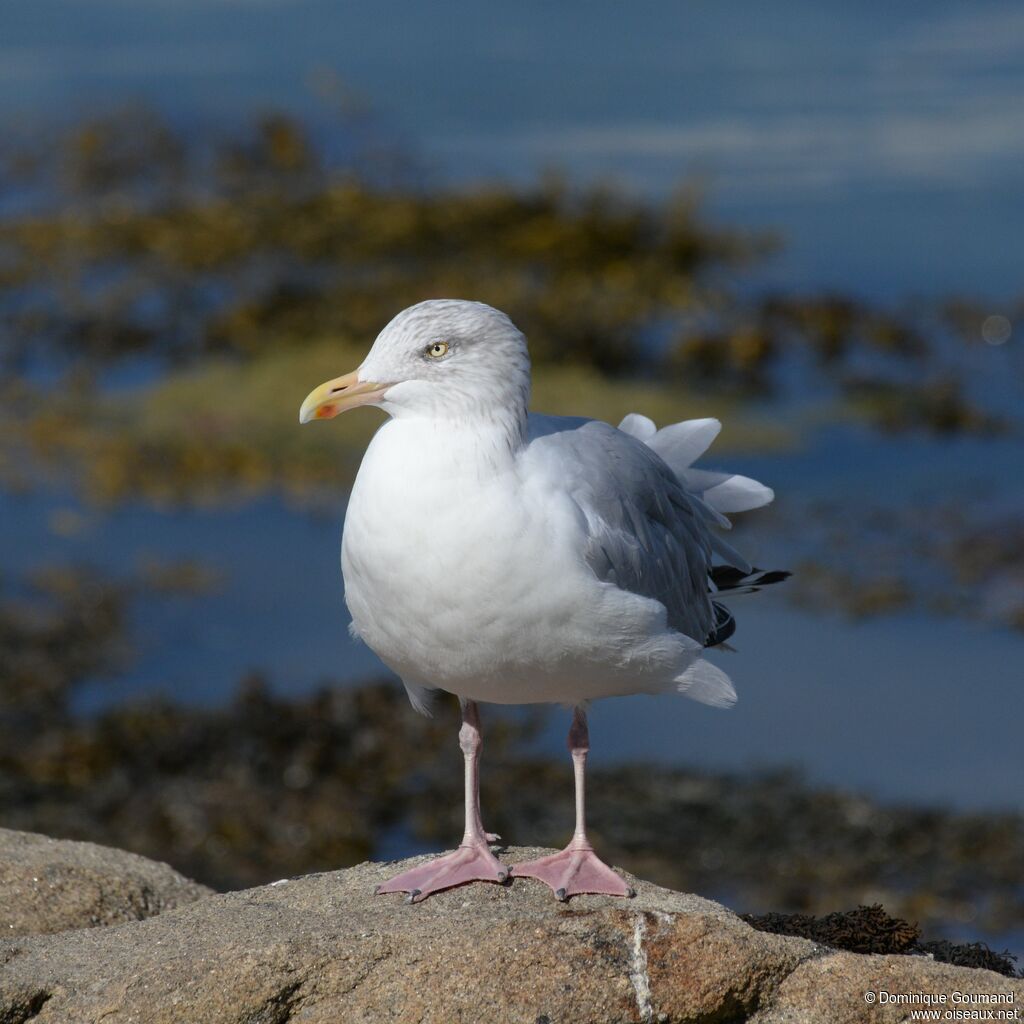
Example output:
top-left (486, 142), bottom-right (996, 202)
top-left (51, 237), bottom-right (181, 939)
top-left (1, 844), bottom-right (1019, 1023)
top-left (0, 828), bottom-right (212, 938)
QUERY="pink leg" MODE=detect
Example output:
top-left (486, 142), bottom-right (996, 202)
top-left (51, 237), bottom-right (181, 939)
top-left (511, 706), bottom-right (634, 901)
top-left (375, 699), bottom-right (508, 903)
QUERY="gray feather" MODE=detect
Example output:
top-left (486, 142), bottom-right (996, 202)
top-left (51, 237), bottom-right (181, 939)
top-left (528, 417), bottom-right (716, 645)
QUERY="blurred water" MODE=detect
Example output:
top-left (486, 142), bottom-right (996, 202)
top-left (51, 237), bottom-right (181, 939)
top-left (3, 1), bottom-right (1024, 301)
top-left (5, 421), bottom-right (1022, 813)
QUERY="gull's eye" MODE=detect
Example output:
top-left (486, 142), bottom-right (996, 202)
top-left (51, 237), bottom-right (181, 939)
top-left (426, 341), bottom-right (450, 359)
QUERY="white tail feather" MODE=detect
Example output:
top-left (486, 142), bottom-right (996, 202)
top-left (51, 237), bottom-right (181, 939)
top-left (676, 659), bottom-right (737, 708)
top-left (618, 412), bottom-right (657, 440)
top-left (403, 680), bottom-right (436, 716)
top-left (680, 467), bottom-right (732, 491)
top-left (618, 414), bottom-right (775, 520)
top-left (702, 475), bottom-right (774, 513)
top-left (646, 417), bottom-right (721, 473)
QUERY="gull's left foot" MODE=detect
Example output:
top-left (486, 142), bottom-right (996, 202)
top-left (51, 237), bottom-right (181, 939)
top-left (375, 841), bottom-right (509, 903)
top-left (511, 843), bottom-right (634, 900)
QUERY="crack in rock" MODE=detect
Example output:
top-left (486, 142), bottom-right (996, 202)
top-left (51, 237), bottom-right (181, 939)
top-left (241, 978), bottom-right (303, 1024)
top-left (629, 913), bottom-right (654, 1024)
top-left (2, 989), bottom-right (51, 1024)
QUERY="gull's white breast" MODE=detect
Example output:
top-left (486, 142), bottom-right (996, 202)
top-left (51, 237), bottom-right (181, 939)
top-left (341, 418), bottom-right (694, 704)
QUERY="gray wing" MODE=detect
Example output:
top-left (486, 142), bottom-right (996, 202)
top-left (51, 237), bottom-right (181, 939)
top-left (526, 415), bottom-right (715, 644)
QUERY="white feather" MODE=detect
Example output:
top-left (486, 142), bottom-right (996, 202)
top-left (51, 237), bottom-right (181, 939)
top-left (703, 475), bottom-right (774, 513)
top-left (403, 680), bottom-right (436, 716)
top-left (679, 467), bottom-right (732, 492)
top-left (646, 417), bottom-right (721, 473)
top-left (675, 658), bottom-right (737, 708)
top-left (624, 417), bottom-right (774, 517)
top-left (617, 413), bottom-right (657, 440)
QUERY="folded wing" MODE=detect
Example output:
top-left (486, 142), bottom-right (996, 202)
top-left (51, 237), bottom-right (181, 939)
top-left (528, 416), bottom-right (716, 650)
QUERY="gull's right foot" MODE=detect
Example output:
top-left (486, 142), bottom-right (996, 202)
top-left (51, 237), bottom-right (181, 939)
top-left (375, 841), bottom-right (509, 904)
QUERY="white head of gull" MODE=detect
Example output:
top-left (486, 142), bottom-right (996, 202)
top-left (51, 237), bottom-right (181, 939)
top-left (300, 299), bottom-right (788, 902)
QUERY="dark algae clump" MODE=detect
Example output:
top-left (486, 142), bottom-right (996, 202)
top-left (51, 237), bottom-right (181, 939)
top-left (915, 940), bottom-right (1020, 978)
top-left (744, 905), bottom-right (1021, 978)
top-left (743, 904), bottom-right (920, 955)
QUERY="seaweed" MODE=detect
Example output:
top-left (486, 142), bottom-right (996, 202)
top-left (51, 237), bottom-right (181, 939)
top-left (744, 905), bottom-right (1021, 978)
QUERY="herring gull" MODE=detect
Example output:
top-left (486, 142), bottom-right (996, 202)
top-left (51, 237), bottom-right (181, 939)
top-left (300, 299), bottom-right (788, 902)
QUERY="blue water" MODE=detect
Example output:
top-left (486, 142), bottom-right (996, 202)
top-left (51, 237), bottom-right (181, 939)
top-left (2, 1), bottom-right (1023, 301)
top-left (5, 424), bottom-right (1022, 813)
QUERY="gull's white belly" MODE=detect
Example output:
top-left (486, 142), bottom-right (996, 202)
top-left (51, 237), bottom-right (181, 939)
top-left (340, 421), bottom-right (690, 704)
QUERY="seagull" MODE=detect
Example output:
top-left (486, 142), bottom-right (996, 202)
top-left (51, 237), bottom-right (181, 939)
top-left (300, 300), bottom-right (787, 903)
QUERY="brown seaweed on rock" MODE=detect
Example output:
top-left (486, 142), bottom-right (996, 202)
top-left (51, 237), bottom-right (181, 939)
top-left (744, 905), bottom-right (1021, 978)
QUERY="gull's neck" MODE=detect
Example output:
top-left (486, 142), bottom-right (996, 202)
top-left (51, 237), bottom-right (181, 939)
top-left (384, 405), bottom-right (528, 479)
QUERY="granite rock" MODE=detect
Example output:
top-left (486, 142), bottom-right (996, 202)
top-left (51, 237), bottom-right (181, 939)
top-left (0, 844), bottom-right (1019, 1023)
top-left (0, 828), bottom-right (212, 939)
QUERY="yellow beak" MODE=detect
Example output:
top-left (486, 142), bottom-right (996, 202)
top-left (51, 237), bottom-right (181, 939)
top-left (298, 369), bottom-right (389, 424)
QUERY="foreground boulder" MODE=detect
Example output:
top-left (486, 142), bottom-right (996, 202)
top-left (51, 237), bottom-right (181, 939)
top-left (0, 828), bottom-right (212, 938)
top-left (1, 845), bottom-right (1019, 1023)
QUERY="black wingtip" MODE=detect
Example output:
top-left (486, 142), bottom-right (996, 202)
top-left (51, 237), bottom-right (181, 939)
top-left (710, 565), bottom-right (792, 591)
top-left (756, 569), bottom-right (792, 586)
top-left (705, 567), bottom-right (791, 646)
top-left (705, 601), bottom-right (736, 647)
